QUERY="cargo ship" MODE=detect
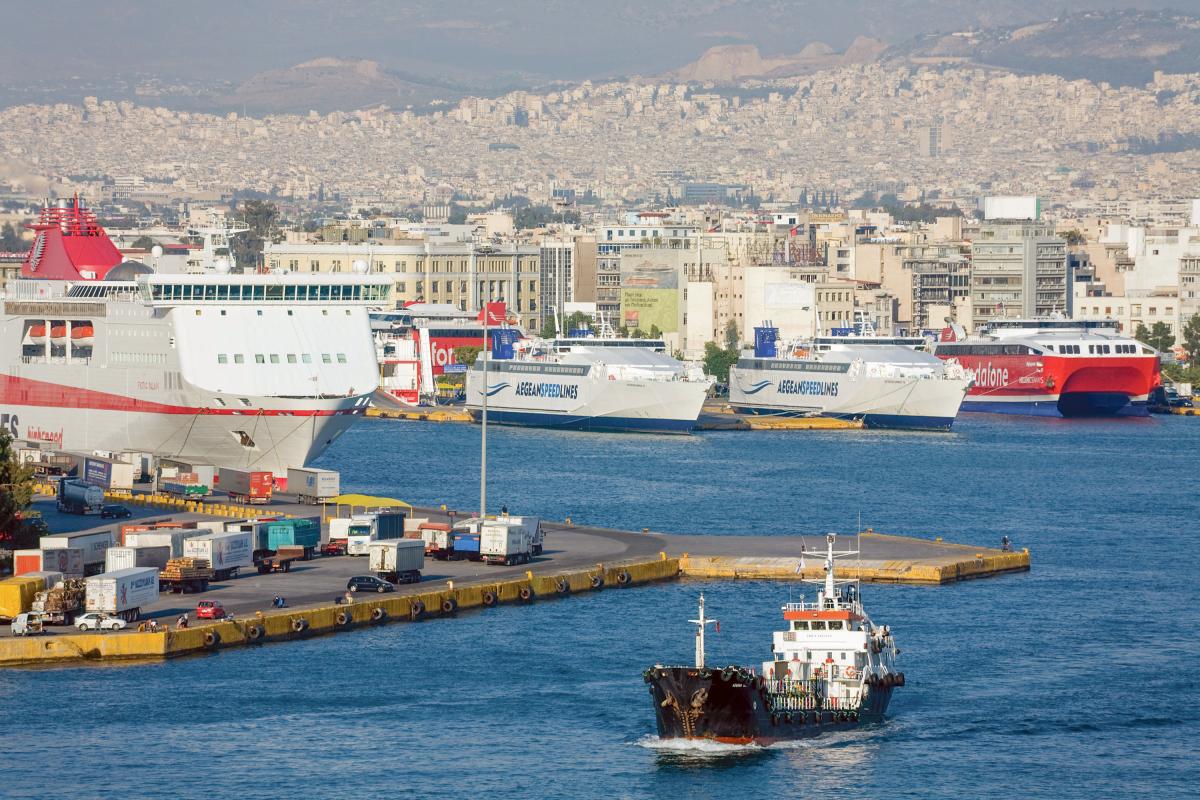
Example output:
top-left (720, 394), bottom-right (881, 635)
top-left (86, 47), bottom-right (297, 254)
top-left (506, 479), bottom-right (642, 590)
top-left (1, 197), bottom-right (390, 476)
top-left (644, 533), bottom-right (903, 744)
top-left (465, 331), bottom-right (711, 433)
top-left (728, 323), bottom-right (971, 430)
top-left (933, 318), bottom-right (1161, 417)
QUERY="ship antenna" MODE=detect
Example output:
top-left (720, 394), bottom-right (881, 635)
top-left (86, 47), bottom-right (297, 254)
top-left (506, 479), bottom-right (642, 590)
top-left (688, 594), bottom-right (718, 669)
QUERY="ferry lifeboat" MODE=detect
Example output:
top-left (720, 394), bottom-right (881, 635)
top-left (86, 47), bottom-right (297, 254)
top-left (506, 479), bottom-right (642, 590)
top-left (71, 324), bottom-right (95, 346)
top-left (49, 324), bottom-right (68, 345)
top-left (27, 323), bottom-right (47, 344)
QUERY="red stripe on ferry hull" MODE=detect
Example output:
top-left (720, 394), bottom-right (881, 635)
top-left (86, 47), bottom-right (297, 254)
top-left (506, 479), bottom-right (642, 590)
top-left (941, 355), bottom-right (1159, 400)
top-left (0, 374), bottom-right (361, 416)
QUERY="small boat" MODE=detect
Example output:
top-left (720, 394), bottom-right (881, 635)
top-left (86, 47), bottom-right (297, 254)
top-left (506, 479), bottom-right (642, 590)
top-left (71, 324), bottom-right (95, 346)
top-left (49, 324), bottom-right (68, 345)
top-left (27, 323), bottom-right (47, 344)
top-left (644, 533), bottom-right (904, 744)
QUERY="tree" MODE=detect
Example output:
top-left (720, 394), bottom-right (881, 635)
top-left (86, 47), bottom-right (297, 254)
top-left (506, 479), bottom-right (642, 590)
top-left (724, 320), bottom-right (740, 351)
top-left (1135, 322), bottom-right (1175, 353)
top-left (0, 221), bottom-right (25, 252)
top-left (0, 430), bottom-right (38, 551)
top-left (562, 311), bottom-right (594, 334)
top-left (1063, 229), bottom-right (1086, 246)
top-left (540, 316), bottom-right (558, 339)
top-left (1180, 313), bottom-right (1200, 362)
top-left (702, 340), bottom-right (739, 384)
top-left (231, 199), bottom-right (280, 271)
top-left (649, 324), bottom-right (662, 339)
top-left (131, 235), bottom-right (156, 250)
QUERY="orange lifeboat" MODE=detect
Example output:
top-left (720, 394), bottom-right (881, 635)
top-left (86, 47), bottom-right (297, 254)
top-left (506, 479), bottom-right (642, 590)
top-left (49, 324), bottom-right (68, 345)
top-left (71, 324), bottom-right (95, 346)
top-left (27, 323), bottom-right (47, 343)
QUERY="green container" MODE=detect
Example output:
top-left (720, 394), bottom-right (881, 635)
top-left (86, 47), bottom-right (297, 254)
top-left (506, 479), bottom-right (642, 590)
top-left (265, 518), bottom-right (320, 551)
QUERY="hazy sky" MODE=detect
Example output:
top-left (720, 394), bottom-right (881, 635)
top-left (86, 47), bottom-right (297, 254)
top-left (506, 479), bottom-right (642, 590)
top-left (3, 0), bottom-right (1197, 87)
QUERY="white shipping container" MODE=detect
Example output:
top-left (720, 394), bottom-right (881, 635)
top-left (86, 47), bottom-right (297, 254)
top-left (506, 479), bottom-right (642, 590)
top-left (287, 468), bottom-right (340, 502)
top-left (183, 530), bottom-right (254, 571)
top-left (124, 531), bottom-right (187, 559)
top-left (85, 567), bottom-right (160, 615)
top-left (480, 522), bottom-right (532, 563)
top-left (405, 517), bottom-right (429, 534)
top-left (105, 545), bottom-right (171, 573)
top-left (368, 540), bottom-right (425, 574)
top-left (40, 531), bottom-right (115, 567)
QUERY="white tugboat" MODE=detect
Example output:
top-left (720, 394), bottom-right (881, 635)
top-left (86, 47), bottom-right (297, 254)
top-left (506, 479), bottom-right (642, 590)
top-left (644, 533), bottom-right (904, 744)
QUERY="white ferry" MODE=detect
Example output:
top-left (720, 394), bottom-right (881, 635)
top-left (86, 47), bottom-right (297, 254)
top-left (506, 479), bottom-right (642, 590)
top-left (465, 332), bottom-right (711, 433)
top-left (728, 323), bottom-right (971, 430)
top-left (1, 198), bottom-right (389, 477)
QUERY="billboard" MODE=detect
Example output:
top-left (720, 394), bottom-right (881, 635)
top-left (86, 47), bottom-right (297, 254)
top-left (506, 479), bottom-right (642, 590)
top-left (981, 196), bottom-right (1039, 221)
top-left (621, 288), bottom-right (678, 334)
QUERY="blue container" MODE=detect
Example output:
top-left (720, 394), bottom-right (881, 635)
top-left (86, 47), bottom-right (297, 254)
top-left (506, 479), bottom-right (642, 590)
top-left (265, 518), bottom-right (321, 550)
top-left (452, 531), bottom-right (481, 553)
top-left (753, 325), bottom-right (778, 357)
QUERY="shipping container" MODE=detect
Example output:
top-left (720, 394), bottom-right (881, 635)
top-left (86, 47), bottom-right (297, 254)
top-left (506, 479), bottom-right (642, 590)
top-left (346, 512), bottom-right (406, 556)
top-left (286, 468), bottom-right (340, 504)
top-left (123, 530), bottom-right (189, 558)
top-left (183, 530), bottom-right (254, 580)
top-left (84, 567), bottom-right (159, 620)
top-left (40, 530), bottom-right (115, 574)
top-left (451, 530), bottom-right (482, 561)
top-left (480, 521), bottom-right (533, 566)
top-left (264, 518), bottom-right (321, 555)
top-left (83, 456), bottom-right (135, 490)
top-left (0, 576), bottom-right (48, 620)
top-left (105, 545), bottom-right (171, 573)
top-left (23, 571), bottom-right (64, 591)
top-left (161, 480), bottom-right (210, 498)
top-left (218, 468), bottom-right (273, 504)
top-left (368, 540), bottom-right (424, 584)
top-left (161, 460), bottom-right (216, 490)
top-left (405, 517), bottom-right (429, 536)
top-left (14, 547), bottom-right (85, 578)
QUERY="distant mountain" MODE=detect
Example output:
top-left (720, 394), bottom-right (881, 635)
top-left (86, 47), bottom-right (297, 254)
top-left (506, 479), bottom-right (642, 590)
top-left (209, 58), bottom-right (463, 114)
top-left (885, 9), bottom-right (1200, 85)
top-left (664, 37), bottom-right (888, 83)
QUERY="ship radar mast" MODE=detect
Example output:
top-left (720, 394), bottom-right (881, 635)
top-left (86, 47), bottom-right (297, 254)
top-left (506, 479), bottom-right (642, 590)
top-left (689, 594), bottom-right (718, 668)
top-left (187, 209), bottom-right (249, 273)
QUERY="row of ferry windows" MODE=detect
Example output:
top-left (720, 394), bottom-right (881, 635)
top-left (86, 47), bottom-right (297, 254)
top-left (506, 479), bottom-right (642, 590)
top-left (792, 620), bottom-right (845, 631)
top-left (216, 353), bottom-right (348, 365)
top-left (149, 284), bottom-right (387, 302)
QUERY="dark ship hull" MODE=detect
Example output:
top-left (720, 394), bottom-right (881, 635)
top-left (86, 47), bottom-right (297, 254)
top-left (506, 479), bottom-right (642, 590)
top-left (644, 664), bottom-right (897, 744)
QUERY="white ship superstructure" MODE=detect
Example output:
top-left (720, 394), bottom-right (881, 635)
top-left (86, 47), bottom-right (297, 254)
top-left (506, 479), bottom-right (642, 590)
top-left (465, 333), bottom-right (711, 433)
top-left (729, 323), bottom-right (971, 430)
top-left (1, 198), bottom-right (390, 475)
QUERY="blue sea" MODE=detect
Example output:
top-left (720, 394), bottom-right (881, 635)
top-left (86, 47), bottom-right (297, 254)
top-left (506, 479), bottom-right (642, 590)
top-left (3, 415), bottom-right (1198, 799)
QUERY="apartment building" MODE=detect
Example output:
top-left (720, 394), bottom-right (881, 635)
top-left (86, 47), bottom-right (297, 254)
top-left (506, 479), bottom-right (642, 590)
top-left (970, 221), bottom-right (1067, 329)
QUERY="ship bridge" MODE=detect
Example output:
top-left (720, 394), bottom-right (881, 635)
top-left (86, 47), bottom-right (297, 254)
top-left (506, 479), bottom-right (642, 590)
top-left (139, 273), bottom-right (391, 305)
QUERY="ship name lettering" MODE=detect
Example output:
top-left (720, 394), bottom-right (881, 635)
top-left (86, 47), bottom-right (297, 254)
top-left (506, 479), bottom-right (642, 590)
top-left (972, 362), bottom-right (1010, 389)
top-left (777, 379), bottom-right (838, 397)
top-left (515, 381), bottom-right (579, 399)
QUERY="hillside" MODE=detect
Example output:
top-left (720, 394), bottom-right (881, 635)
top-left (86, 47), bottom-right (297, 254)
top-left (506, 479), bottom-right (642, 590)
top-left (664, 37), bottom-right (887, 83)
top-left (887, 10), bottom-right (1200, 85)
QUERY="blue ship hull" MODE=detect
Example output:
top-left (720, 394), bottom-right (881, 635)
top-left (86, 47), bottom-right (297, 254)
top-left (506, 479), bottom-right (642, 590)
top-left (732, 405), bottom-right (955, 432)
top-left (469, 409), bottom-right (695, 434)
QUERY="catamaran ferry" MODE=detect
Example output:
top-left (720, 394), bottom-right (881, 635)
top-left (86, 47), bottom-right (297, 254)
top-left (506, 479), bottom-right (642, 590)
top-left (465, 332), bottom-right (711, 433)
top-left (933, 318), bottom-right (1161, 417)
top-left (728, 324), bottom-right (971, 430)
top-left (1, 198), bottom-right (390, 476)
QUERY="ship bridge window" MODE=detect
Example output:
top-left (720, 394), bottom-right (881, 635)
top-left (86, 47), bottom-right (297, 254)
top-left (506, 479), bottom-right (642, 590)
top-left (270, 354), bottom-right (280, 364)
top-left (302, 354), bottom-right (312, 364)
top-left (255, 354), bottom-right (265, 364)
top-left (810, 621), bottom-right (827, 630)
top-left (287, 354), bottom-right (297, 364)
top-left (234, 354), bottom-right (245, 364)
top-left (337, 353), bottom-right (347, 364)
top-left (322, 354), bottom-right (332, 364)
top-left (793, 621), bottom-right (809, 630)
top-left (217, 354), bottom-right (228, 365)
top-left (827, 621), bottom-right (844, 630)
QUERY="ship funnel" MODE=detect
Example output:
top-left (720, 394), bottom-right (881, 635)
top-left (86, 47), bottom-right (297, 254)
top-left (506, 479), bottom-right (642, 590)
top-left (753, 323), bottom-right (778, 357)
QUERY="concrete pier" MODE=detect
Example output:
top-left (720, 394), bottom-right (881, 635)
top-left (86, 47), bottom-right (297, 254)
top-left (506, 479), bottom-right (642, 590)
top-left (0, 490), bottom-right (1029, 667)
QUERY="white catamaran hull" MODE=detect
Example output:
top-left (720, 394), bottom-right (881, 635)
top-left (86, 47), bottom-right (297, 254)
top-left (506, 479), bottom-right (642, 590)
top-left (465, 366), bottom-right (706, 433)
top-left (728, 363), bottom-right (968, 430)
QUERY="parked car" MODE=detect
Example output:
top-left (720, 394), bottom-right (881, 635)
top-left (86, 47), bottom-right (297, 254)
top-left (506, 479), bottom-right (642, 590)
top-left (347, 575), bottom-right (395, 593)
top-left (195, 600), bottom-right (227, 620)
top-left (100, 504), bottom-right (132, 519)
top-left (75, 612), bottom-right (128, 632)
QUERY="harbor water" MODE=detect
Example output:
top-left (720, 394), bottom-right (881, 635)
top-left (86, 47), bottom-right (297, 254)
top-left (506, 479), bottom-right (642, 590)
top-left (3, 415), bottom-right (1198, 799)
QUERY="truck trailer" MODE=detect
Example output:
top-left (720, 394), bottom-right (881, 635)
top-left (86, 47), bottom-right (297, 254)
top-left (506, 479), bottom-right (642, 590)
top-left (217, 467), bottom-right (273, 505)
top-left (40, 530), bottom-right (115, 575)
top-left (83, 456), bottom-right (136, 491)
top-left (182, 530), bottom-right (254, 580)
top-left (14, 547), bottom-right (85, 578)
top-left (368, 540), bottom-right (424, 584)
top-left (84, 567), bottom-right (160, 621)
top-left (480, 521), bottom-right (534, 566)
top-left (286, 468), bottom-right (340, 504)
top-left (105, 545), bottom-right (172, 573)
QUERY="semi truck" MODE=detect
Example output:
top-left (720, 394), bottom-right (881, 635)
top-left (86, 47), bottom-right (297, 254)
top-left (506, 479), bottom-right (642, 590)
top-left (503, 515), bottom-right (545, 556)
top-left (31, 577), bottom-right (84, 625)
top-left (105, 545), bottom-right (171, 573)
top-left (480, 521), bottom-right (534, 566)
top-left (183, 530), bottom-right (254, 580)
top-left (218, 467), bottom-right (273, 504)
top-left (40, 530), bottom-right (115, 575)
top-left (286, 467), bottom-right (340, 504)
top-left (84, 567), bottom-right (160, 622)
top-left (346, 512), bottom-right (407, 556)
top-left (419, 522), bottom-right (454, 559)
top-left (13, 547), bottom-right (85, 578)
top-left (83, 456), bottom-right (136, 491)
top-left (368, 540), bottom-right (424, 584)
top-left (55, 477), bottom-right (104, 515)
